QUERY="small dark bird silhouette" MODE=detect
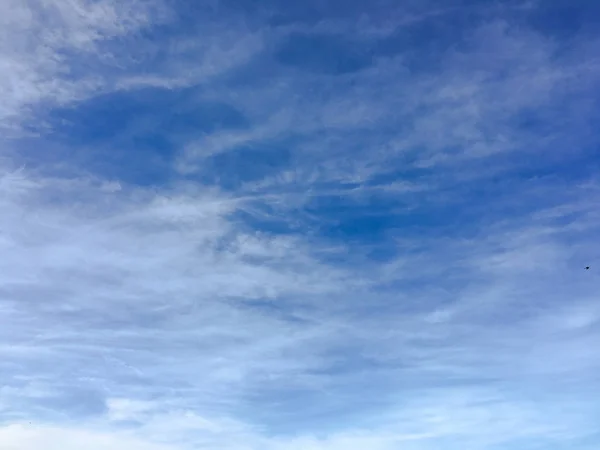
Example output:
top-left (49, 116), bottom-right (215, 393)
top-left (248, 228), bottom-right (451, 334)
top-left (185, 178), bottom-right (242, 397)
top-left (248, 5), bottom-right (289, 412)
top-left (585, 266), bottom-right (590, 270)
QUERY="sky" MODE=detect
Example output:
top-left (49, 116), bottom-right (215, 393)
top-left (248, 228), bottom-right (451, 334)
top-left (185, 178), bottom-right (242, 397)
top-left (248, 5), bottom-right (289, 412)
top-left (1, 0), bottom-right (600, 449)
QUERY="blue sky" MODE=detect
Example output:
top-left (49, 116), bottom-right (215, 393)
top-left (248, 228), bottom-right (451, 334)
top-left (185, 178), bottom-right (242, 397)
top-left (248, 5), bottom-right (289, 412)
top-left (1, 0), bottom-right (600, 449)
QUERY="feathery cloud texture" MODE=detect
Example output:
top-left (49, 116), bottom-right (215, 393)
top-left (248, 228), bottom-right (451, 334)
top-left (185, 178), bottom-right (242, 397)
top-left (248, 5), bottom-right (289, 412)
top-left (1, 0), bottom-right (600, 449)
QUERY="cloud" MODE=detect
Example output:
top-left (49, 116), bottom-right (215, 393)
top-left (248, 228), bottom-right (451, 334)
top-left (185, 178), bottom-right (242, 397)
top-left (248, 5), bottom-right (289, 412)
top-left (0, 0), bottom-right (266, 136)
top-left (0, 424), bottom-right (175, 450)
top-left (171, 18), bottom-right (600, 205)
top-left (1, 0), bottom-right (600, 449)
top-left (0, 0), bottom-right (169, 133)
top-left (2, 161), bottom-right (599, 449)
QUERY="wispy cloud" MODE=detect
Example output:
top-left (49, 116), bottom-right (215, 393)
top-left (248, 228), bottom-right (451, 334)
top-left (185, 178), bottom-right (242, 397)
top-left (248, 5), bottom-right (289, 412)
top-left (1, 0), bottom-right (600, 449)
top-left (0, 0), bottom-right (169, 133)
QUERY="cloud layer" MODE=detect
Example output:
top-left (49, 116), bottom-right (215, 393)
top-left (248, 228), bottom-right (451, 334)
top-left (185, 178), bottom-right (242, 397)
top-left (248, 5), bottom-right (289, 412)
top-left (1, 0), bottom-right (600, 449)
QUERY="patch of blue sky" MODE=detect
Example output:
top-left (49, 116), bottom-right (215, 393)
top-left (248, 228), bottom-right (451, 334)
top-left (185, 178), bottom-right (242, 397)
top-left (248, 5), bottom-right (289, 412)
top-left (36, 87), bottom-right (248, 185)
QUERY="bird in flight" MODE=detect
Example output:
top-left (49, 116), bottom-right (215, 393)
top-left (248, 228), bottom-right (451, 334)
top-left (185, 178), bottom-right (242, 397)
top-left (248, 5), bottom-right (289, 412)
top-left (585, 266), bottom-right (590, 270)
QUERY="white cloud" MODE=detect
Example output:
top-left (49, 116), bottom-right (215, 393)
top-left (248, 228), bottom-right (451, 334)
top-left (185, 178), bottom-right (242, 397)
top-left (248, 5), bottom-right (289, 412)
top-left (0, 162), bottom-right (599, 450)
top-left (0, 0), bottom-right (169, 132)
top-left (1, 1), bottom-right (600, 449)
top-left (0, 0), bottom-right (266, 135)
top-left (106, 398), bottom-right (154, 422)
top-left (0, 424), bottom-right (175, 450)
top-left (3, 160), bottom-right (599, 449)
top-left (181, 18), bottom-right (599, 183)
